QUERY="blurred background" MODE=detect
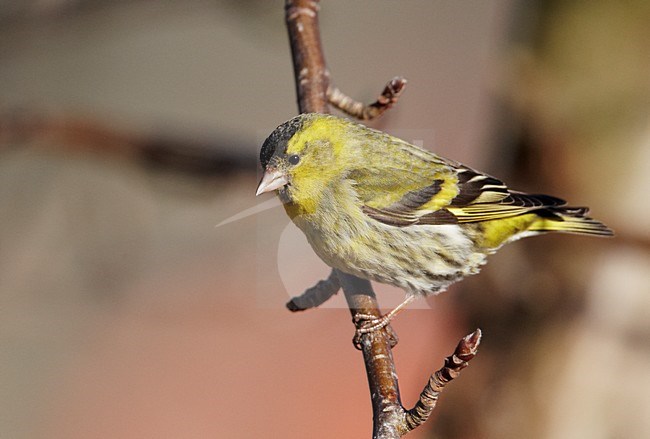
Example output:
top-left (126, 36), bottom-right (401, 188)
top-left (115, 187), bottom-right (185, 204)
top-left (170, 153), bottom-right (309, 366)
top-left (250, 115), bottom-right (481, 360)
top-left (1, 1), bottom-right (648, 438)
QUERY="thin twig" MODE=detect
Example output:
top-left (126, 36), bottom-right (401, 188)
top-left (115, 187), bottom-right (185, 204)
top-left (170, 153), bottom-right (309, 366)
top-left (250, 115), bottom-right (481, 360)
top-left (286, 269), bottom-right (340, 311)
top-left (328, 77), bottom-right (408, 120)
top-left (403, 329), bottom-right (482, 433)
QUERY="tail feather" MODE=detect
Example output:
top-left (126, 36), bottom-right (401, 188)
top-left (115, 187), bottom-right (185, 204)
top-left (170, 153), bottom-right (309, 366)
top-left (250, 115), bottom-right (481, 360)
top-left (530, 207), bottom-right (613, 237)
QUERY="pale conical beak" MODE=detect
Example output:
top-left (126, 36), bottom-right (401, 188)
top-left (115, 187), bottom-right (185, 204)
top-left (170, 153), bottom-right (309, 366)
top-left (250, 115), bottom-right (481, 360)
top-left (256, 169), bottom-right (289, 196)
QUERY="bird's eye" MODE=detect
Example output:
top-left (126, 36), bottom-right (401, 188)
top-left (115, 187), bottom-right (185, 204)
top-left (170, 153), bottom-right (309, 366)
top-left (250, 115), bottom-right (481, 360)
top-left (288, 154), bottom-right (300, 165)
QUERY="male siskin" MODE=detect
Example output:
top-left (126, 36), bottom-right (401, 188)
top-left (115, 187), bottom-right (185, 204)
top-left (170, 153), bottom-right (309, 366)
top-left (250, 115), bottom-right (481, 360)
top-left (256, 113), bottom-right (612, 329)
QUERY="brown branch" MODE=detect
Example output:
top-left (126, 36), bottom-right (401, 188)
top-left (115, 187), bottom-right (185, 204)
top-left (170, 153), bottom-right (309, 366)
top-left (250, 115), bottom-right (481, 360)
top-left (286, 0), bottom-right (329, 114)
top-left (286, 269), bottom-right (340, 311)
top-left (328, 77), bottom-right (408, 120)
top-left (337, 272), bottom-right (403, 438)
top-left (284, 1), bottom-right (481, 437)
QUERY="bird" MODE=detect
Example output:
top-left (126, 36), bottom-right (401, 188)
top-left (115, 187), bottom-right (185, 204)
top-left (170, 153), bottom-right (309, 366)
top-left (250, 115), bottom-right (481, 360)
top-left (256, 113), bottom-right (613, 333)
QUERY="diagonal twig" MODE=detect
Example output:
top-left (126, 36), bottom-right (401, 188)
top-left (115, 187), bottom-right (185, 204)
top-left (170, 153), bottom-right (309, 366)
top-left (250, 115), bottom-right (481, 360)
top-left (328, 77), bottom-right (408, 120)
top-left (403, 329), bottom-right (482, 433)
top-left (286, 269), bottom-right (340, 311)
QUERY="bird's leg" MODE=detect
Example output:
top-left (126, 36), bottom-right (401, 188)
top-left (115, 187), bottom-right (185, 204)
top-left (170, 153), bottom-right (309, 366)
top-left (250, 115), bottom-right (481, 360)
top-left (354, 294), bottom-right (417, 335)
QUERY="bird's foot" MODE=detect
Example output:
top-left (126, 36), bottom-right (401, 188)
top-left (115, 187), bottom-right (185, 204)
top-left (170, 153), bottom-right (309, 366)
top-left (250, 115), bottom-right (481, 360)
top-left (354, 313), bottom-right (390, 333)
top-left (351, 296), bottom-right (416, 349)
top-left (352, 313), bottom-right (399, 349)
